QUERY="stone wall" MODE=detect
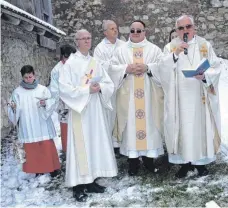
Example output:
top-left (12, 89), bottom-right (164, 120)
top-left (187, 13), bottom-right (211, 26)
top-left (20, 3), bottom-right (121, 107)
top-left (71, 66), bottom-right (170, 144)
top-left (52, 0), bottom-right (228, 58)
top-left (1, 21), bottom-right (58, 134)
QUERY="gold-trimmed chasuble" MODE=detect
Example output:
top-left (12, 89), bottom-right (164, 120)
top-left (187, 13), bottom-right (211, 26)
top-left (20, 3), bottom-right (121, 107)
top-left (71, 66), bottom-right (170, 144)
top-left (170, 38), bottom-right (220, 153)
top-left (133, 48), bottom-right (147, 150)
top-left (72, 58), bottom-right (96, 176)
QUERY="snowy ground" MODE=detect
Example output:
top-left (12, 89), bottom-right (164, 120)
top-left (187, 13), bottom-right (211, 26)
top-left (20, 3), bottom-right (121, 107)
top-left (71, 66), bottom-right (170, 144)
top-left (1, 60), bottom-right (228, 207)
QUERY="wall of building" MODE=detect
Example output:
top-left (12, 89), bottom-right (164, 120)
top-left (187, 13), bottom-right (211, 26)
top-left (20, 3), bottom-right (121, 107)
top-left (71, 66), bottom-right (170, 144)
top-left (52, 0), bottom-right (228, 58)
top-left (1, 21), bottom-right (58, 134)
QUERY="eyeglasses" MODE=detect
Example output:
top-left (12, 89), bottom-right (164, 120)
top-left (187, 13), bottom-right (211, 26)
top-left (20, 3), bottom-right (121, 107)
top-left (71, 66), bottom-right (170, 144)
top-left (177, 24), bottom-right (193, 31)
top-left (105, 28), bottom-right (117, 31)
top-left (76, 37), bottom-right (92, 41)
top-left (130, 29), bottom-right (145, 34)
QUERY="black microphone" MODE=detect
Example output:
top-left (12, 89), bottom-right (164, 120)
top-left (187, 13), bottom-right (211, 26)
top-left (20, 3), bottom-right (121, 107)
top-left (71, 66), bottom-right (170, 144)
top-left (183, 33), bottom-right (188, 55)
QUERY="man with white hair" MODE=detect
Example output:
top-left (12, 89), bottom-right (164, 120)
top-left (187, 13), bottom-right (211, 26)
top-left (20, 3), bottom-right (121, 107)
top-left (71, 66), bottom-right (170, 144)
top-left (59, 29), bottom-right (117, 202)
top-left (109, 20), bottom-right (164, 176)
top-left (158, 15), bottom-right (221, 178)
top-left (94, 20), bottom-right (125, 154)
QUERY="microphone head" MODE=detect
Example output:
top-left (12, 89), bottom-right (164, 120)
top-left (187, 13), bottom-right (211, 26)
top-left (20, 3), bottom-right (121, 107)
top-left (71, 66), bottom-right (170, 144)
top-left (183, 33), bottom-right (188, 42)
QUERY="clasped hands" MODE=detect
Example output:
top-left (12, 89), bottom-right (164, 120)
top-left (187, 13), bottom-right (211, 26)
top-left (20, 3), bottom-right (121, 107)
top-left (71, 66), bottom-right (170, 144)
top-left (39, 100), bottom-right (46, 107)
top-left (126, 63), bottom-right (147, 75)
top-left (90, 83), bottom-right (101, 94)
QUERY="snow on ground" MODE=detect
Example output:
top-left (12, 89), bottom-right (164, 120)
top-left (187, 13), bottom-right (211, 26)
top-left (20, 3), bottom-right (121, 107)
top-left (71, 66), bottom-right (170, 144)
top-left (1, 61), bottom-right (228, 207)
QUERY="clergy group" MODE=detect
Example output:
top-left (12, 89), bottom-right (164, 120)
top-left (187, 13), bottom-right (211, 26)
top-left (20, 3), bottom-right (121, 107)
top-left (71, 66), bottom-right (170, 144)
top-left (8, 14), bottom-right (222, 202)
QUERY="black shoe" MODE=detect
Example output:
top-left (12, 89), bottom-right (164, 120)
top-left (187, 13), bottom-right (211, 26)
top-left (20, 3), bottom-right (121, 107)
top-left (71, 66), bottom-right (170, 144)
top-left (175, 163), bottom-right (192, 178)
top-left (50, 170), bottom-right (60, 178)
top-left (189, 165), bottom-right (195, 172)
top-left (142, 156), bottom-right (160, 173)
top-left (128, 158), bottom-right (140, 176)
top-left (73, 185), bottom-right (88, 202)
top-left (86, 182), bottom-right (106, 193)
top-left (114, 147), bottom-right (122, 159)
top-left (114, 147), bottom-right (120, 155)
top-left (93, 182), bottom-right (106, 190)
top-left (195, 165), bottom-right (209, 176)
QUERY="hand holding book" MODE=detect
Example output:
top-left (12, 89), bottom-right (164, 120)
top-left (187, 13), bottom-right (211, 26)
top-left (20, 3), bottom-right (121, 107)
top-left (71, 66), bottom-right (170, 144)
top-left (182, 58), bottom-right (210, 78)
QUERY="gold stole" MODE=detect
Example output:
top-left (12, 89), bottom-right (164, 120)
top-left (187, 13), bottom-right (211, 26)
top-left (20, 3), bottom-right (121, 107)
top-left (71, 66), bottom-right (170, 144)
top-left (133, 48), bottom-right (147, 150)
top-left (198, 42), bottom-right (220, 152)
top-left (72, 58), bottom-right (96, 175)
top-left (170, 38), bottom-right (220, 153)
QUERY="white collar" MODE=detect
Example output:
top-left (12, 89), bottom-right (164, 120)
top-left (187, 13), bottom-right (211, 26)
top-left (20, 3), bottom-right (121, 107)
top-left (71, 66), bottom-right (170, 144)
top-left (75, 50), bottom-right (90, 60)
top-left (104, 37), bottom-right (117, 45)
top-left (127, 38), bottom-right (148, 48)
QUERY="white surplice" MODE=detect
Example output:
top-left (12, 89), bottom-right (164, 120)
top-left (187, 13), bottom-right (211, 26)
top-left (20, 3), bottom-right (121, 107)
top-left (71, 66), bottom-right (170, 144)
top-left (58, 51), bottom-right (117, 187)
top-left (159, 35), bottom-right (221, 165)
top-left (94, 38), bottom-right (125, 147)
top-left (8, 84), bottom-right (56, 143)
top-left (49, 61), bottom-right (69, 123)
top-left (109, 38), bottom-right (164, 158)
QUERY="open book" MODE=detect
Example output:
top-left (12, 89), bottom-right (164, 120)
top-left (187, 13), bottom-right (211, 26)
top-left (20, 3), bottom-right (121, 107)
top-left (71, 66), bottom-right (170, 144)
top-left (182, 58), bottom-right (210, 78)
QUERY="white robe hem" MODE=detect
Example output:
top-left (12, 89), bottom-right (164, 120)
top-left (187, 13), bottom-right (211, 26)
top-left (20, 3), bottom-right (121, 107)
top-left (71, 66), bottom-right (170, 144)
top-left (168, 154), bottom-right (216, 165)
top-left (66, 170), bottom-right (118, 187)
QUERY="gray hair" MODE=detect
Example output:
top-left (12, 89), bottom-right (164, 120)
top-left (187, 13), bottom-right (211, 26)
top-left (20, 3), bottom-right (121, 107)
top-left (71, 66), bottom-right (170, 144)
top-left (175, 15), bottom-right (194, 28)
top-left (102, 20), bottom-right (116, 31)
top-left (74, 29), bottom-right (91, 47)
top-left (75, 29), bottom-right (90, 40)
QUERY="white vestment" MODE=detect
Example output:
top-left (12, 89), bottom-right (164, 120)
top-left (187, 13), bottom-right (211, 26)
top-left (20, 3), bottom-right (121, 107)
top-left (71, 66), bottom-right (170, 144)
top-left (109, 38), bottom-right (164, 158)
top-left (159, 35), bottom-right (221, 165)
top-left (49, 61), bottom-right (69, 123)
top-left (94, 38), bottom-right (125, 147)
top-left (8, 84), bottom-right (56, 143)
top-left (59, 51), bottom-right (117, 187)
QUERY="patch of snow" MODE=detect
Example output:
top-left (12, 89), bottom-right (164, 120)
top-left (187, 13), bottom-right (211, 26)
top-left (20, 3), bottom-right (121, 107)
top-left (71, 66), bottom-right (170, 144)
top-left (205, 200), bottom-right (221, 208)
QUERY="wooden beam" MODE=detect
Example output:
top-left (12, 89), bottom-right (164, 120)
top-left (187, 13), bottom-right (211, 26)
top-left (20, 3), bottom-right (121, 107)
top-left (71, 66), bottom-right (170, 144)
top-left (33, 26), bottom-right (45, 35)
top-left (2, 13), bottom-right (20, 25)
top-left (20, 20), bottom-right (34, 31)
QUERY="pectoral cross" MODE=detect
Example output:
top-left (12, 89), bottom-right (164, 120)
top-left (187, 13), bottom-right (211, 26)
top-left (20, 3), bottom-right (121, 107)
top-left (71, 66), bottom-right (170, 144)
top-left (85, 69), bottom-right (93, 84)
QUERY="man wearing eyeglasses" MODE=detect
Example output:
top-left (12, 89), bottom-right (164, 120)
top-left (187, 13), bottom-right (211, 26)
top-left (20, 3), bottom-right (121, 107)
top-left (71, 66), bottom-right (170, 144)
top-left (94, 20), bottom-right (125, 156)
top-left (58, 29), bottom-right (117, 202)
top-left (159, 15), bottom-right (221, 178)
top-left (109, 20), bottom-right (164, 176)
